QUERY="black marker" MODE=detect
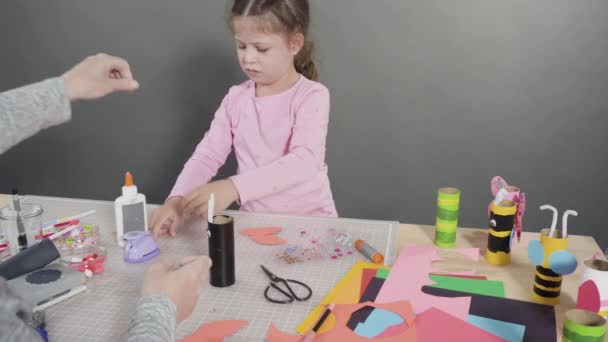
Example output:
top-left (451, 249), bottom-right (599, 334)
top-left (11, 189), bottom-right (27, 251)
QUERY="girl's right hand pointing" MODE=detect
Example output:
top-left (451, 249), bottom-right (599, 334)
top-left (150, 197), bottom-right (185, 239)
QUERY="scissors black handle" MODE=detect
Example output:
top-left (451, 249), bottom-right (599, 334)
top-left (264, 278), bottom-right (312, 304)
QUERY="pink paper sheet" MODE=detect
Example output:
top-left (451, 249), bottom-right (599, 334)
top-left (375, 244), bottom-right (472, 320)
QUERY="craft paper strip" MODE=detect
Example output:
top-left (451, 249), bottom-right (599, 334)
top-left (415, 308), bottom-right (506, 342)
top-left (181, 320), bottom-right (248, 342)
top-left (422, 286), bottom-right (556, 342)
top-left (430, 273), bottom-right (487, 280)
top-left (429, 274), bottom-right (505, 298)
top-left (375, 244), bottom-right (471, 320)
top-left (468, 315), bottom-right (525, 342)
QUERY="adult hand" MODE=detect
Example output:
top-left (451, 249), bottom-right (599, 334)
top-left (61, 53), bottom-right (139, 101)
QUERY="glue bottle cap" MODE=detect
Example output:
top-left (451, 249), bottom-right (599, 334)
top-left (122, 172), bottom-right (138, 197)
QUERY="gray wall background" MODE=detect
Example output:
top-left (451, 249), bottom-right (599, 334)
top-left (1, 1), bottom-right (607, 250)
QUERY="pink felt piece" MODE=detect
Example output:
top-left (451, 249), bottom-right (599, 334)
top-left (239, 227), bottom-right (282, 236)
top-left (375, 244), bottom-right (471, 320)
top-left (415, 308), bottom-right (506, 342)
top-left (249, 234), bottom-right (286, 245)
top-left (181, 320), bottom-right (248, 342)
top-left (576, 280), bottom-right (601, 313)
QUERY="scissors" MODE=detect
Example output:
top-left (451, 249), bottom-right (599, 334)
top-left (260, 265), bottom-right (312, 304)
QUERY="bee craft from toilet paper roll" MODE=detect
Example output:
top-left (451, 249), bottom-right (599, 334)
top-left (527, 205), bottom-right (579, 305)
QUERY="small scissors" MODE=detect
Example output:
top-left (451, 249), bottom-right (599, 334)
top-left (260, 265), bottom-right (312, 304)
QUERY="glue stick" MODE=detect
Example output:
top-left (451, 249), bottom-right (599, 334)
top-left (355, 239), bottom-right (384, 264)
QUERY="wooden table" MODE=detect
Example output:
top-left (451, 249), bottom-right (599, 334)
top-left (396, 223), bottom-right (607, 341)
top-left (1, 195), bottom-right (605, 340)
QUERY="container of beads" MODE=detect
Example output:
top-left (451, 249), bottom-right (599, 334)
top-left (53, 221), bottom-right (100, 254)
top-left (60, 245), bottom-right (107, 275)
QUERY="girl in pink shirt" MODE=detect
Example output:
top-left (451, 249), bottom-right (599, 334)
top-left (151, 0), bottom-right (337, 238)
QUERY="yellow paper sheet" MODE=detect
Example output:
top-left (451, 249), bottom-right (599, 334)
top-left (296, 261), bottom-right (390, 334)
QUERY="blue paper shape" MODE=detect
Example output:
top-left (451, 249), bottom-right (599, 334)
top-left (353, 308), bottom-right (404, 338)
top-left (468, 315), bottom-right (525, 342)
top-left (548, 250), bottom-right (578, 275)
top-left (527, 240), bottom-right (545, 266)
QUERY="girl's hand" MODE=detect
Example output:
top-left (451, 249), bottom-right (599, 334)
top-left (183, 179), bottom-right (240, 221)
top-left (150, 197), bottom-right (185, 238)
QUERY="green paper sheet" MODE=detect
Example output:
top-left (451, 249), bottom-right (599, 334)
top-left (429, 274), bottom-right (505, 298)
top-left (376, 268), bottom-right (390, 279)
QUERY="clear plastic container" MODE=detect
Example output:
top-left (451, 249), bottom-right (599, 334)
top-left (53, 223), bottom-right (100, 255)
top-left (0, 203), bottom-right (43, 255)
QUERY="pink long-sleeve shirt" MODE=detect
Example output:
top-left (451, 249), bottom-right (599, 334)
top-left (168, 75), bottom-right (337, 217)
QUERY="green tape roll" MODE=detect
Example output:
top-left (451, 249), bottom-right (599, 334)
top-left (563, 309), bottom-right (606, 342)
top-left (435, 188), bottom-right (460, 248)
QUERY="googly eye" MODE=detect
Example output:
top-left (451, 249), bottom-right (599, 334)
top-left (490, 219), bottom-right (497, 227)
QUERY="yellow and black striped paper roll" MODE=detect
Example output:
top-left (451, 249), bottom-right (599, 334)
top-left (485, 200), bottom-right (517, 266)
top-left (533, 265), bottom-right (562, 305)
top-left (532, 228), bottom-right (569, 305)
top-left (563, 309), bottom-right (606, 342)
top-left (435, 188), bottom-right (460, 248)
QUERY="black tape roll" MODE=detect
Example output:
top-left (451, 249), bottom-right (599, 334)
top-left (207, 215), bottom-right (235, 287)
top-left (0, 238), bottom-right (60, 280)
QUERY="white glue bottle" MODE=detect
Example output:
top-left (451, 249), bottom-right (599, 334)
top-left (115, 171), bottom-right (148, 247)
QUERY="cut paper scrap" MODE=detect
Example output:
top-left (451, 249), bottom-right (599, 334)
top-left (468, 315), bottom-right (525, 342)
top-left (378, 321), bottom-right (410, 338)
top-left (297, 261), bottom-right (390, 334)
top-left (359, 277), bottom-right (385, 303)
top-left (376, 268), bottom-right (390, 279)
top-left (279, 301), bottom-right (417, 342)
top-left (415, 308), bottom-right (507, 342)
top-left (181, 320), bottom-right (248, 342)
top-left (267, 323), bottom-right (301, 342)
top-left (375, 244), bottom-right (471, 320)
top-left (577, 279), bottom-right (601, 313)
top-left (239, 227), bottom-right (286, 245)
top-left (430, 272), bottom-right (488, 280)
top-left (360, 268), bottom-right (377, 299)
top-left (452, 247), bottom-right (481, 262)
top-left (429, 274), bottom-right (505, 298)
top-left (353, 308), bottom-right (404, 338)
top-left (422, 287), bottom-right (556, 342)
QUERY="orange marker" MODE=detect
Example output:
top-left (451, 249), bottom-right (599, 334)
top-left (355, 239), bottom-right (384, 264)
